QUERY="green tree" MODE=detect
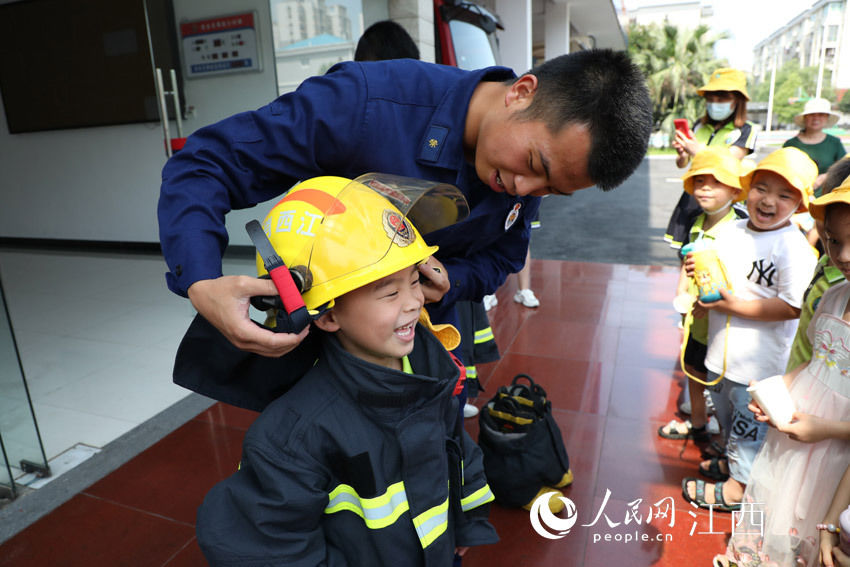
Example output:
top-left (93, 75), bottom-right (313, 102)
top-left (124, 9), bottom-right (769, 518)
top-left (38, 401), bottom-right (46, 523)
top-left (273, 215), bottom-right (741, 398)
top-left (628, 22), bottom-right (728, 135)
top-left (751, 62), bottom-right (836, 128)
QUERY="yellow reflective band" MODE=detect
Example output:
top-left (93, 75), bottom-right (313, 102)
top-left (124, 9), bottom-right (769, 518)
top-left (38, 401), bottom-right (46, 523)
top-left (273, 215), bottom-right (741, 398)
top-left (465, 366), bottom-right (478, 379)
top-left (497, 391), bottom-right (539, 408)
top-left (488, 407), bottom-right (534, 425)
top-left (402, 355), bottom-right (413, 374)
top-left (324, 481), bottom-right (409, 530)
top-left (473, 327), bottom-right (494, 344)
top-left (461, 484), bottom-right (495, 512)
top-left (412, 498), bottom-right (449, 549)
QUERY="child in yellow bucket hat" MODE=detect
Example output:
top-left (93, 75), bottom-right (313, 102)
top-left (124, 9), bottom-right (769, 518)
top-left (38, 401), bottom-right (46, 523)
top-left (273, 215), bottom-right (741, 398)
top-left (659, 147), bottom-right (745, 449)
top-left (665, 68), bottom-right (758, 252)
top-left (713, 160), bottom-right (850, 567)
top-left (785, 156), bottom-right (850, 373)
top-left (682, 146), bottom-right (818, 514)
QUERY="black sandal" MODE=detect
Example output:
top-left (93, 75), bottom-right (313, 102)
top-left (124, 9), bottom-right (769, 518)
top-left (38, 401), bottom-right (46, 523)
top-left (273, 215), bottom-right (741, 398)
top-left (681, 477), bottom-right (741, 512)
top-left (657, 419), bottom-right (710, 442)
top-left (699, 456), bottom-right (729, 481)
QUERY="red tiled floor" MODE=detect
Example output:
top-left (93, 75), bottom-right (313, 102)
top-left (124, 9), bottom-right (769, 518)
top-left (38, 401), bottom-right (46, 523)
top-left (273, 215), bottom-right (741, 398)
top-left (0, 260), bottom-right (736, 566)
top-left (84, 419), bottom-right (247, 525)
top-left (0, 493), bottom-right (195, 567)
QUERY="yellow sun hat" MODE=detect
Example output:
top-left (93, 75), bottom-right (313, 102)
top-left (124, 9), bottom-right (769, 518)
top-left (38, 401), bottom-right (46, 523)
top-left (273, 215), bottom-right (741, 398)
top-left (697, 68), bottom-right (750, 101)
top-left (809, 173), bottom-right (850, 221)
top-left (740, 147), bottom-right (818, 213)
top-left (681, 147), bottom-right (745, 201)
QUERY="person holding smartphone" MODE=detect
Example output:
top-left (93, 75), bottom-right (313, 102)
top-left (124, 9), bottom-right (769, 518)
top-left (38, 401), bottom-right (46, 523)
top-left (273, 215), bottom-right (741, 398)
top-left (664, 68), bottom-right (758, 252)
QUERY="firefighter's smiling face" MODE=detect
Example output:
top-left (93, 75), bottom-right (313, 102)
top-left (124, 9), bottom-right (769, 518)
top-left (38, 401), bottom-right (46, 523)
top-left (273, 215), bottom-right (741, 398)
top-left (470, 74), bottom-right (594, 197)
top-left (315, 265), bottom-right (424, 370)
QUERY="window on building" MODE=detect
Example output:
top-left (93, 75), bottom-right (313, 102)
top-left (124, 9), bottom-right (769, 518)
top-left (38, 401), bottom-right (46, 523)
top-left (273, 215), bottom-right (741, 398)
top-left (269, 0), bottom-right (362, 95)
top-left (829, 25), bottom-right (839, 41)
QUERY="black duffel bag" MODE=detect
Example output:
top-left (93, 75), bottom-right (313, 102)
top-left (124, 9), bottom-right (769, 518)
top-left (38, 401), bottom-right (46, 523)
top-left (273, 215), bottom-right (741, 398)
top-left (477, 373), bottom-right (572, 508)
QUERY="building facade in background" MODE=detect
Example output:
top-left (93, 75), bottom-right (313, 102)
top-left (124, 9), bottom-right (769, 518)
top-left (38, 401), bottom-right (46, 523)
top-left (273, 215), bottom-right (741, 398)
top-left (273, 0), bottom-right (353, 48)
top-left (752, 0), bottom-right (850, 98)
top-left (618, 0), bottom-right (714, 30)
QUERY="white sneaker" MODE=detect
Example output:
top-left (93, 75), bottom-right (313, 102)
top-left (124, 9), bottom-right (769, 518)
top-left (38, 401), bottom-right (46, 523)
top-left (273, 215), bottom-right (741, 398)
top-left (463, 403), bottom-right (480, 418)
top-left (513, 289), bottom-right (540, 308)
top-left (483, 294), bottom-right (498, 311)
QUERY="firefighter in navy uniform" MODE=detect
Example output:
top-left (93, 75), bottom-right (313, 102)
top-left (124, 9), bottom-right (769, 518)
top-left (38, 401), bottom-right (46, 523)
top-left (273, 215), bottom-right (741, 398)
top-left (196, 177), bottom-right (497, 566)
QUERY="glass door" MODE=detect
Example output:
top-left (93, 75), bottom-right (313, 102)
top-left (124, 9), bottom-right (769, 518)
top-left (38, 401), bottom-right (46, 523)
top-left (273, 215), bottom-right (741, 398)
top-left (0, 270), bottom-right (49, 500)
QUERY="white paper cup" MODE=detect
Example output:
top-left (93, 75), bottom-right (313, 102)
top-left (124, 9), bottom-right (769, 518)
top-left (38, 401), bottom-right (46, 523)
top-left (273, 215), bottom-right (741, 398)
top-left (747, 375), bottom-right (795, 427)
top-left (673, 293), bottom-right (695, 315)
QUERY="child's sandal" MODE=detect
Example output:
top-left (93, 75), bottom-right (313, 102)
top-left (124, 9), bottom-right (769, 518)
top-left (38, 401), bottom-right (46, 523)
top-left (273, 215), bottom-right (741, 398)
top-left (657, 419), bottom-right (709, 442)
top-left (699, 456), bottom-right (729, 481)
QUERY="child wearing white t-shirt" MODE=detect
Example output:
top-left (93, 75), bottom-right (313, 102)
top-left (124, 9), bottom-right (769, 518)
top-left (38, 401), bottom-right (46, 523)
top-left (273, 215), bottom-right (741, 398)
top-left (682, 147), bottom-right (818, 513)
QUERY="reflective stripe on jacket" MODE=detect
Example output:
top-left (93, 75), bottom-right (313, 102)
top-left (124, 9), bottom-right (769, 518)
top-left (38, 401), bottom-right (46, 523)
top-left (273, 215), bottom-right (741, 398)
top-left (196, 327), bottom-right (497, 566)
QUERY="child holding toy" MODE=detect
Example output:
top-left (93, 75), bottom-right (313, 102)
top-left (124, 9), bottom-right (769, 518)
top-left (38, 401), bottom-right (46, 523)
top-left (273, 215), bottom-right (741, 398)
top-left (658, 147), bottom-right (746, 456)
top-left (681, 148), bottom-right (818, 515)
top-left (712, 175), bottom-right (850, 567)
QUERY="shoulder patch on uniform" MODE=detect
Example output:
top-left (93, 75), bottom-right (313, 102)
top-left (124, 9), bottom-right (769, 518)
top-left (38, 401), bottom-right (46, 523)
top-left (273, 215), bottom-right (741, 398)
top-left (419, 125), bottom-right (449, 162)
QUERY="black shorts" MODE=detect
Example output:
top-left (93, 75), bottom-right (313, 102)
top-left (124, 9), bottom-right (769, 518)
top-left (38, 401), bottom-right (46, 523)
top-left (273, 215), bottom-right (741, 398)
top-left (683, 335), bottom-right (707, 374)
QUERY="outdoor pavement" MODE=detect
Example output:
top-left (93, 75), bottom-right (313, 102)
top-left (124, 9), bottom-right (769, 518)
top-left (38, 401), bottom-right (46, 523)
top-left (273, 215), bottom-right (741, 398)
top-left (534, 155), bottom-right (685, 268)
top-left (534, 140), bottom-right (784, 267)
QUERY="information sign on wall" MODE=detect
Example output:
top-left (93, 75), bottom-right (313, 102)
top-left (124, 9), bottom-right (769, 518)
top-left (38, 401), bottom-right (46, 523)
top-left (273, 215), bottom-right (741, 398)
top-left (180, 12), bottom-right (261, 78)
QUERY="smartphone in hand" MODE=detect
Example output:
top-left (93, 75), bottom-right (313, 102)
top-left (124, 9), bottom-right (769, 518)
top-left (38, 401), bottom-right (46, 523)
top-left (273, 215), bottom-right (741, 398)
top-left (674, 119), bottom-right (693, 139)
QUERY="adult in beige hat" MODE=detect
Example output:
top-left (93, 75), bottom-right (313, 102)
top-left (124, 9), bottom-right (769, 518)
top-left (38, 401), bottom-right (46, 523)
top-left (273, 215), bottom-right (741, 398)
top-left (665, 68), bottom-right (758, 251)
top-left (783, 97), bottom-right (846, 194)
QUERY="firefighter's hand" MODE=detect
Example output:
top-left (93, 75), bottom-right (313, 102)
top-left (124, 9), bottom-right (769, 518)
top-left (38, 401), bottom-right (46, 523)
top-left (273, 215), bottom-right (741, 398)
top-left (188, 276), bottom-right (309, 357)
top-left (418, 257), bottom-right (450, 303)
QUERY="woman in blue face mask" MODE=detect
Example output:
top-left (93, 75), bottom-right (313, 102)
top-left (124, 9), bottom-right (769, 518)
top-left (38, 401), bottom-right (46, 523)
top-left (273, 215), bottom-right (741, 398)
top-left (664, 68), bottom-right (758, 252)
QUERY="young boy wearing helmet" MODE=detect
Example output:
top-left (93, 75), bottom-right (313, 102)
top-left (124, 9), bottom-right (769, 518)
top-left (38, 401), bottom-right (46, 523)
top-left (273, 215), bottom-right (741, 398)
top-left (196, 177), bottom-right (498, 566)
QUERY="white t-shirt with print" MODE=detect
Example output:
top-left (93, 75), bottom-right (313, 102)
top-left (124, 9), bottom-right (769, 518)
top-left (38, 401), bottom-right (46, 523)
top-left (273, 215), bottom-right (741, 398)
top-left (705, 219), bottom-right (817, 385)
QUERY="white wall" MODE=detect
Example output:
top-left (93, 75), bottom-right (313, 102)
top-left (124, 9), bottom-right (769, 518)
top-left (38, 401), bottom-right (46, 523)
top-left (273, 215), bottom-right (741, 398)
top-left (0, 0), bottom-right (278, 246)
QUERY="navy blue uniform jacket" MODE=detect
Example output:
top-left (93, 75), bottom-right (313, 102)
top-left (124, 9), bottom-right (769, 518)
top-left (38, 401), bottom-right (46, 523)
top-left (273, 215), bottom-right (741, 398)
top-left (158, 59), bottom-right (541, 307)
top-left (196, 328), bottom-right (498, 566)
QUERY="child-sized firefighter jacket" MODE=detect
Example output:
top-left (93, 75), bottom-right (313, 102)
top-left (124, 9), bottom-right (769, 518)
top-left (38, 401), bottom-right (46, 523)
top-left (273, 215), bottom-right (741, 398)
top-left (196, 326), bottom-right (498, 566)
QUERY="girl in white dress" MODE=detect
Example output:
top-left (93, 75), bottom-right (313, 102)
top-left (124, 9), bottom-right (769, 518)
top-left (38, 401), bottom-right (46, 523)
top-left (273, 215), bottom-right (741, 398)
top-left (715, 179), bottom-right (850, 567)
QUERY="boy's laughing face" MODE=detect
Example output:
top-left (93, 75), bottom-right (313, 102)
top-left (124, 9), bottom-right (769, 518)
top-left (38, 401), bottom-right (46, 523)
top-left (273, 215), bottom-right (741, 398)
top-left (316, 265), bottom-right (423, 370)
top-left (746, 170), bottom-right (802, 231)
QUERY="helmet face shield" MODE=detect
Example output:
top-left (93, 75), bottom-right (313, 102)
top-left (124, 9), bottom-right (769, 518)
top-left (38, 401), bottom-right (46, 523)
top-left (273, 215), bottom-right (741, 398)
top-left (257, 176), bottom-right (465, 310)
top-left (354, 173), bottom-right (470, 236)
